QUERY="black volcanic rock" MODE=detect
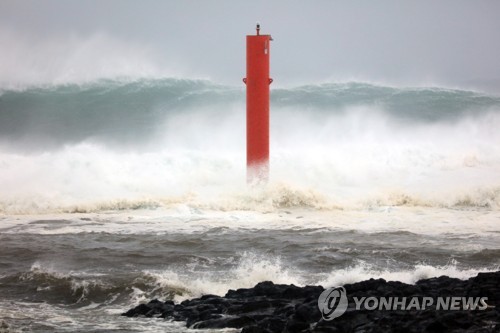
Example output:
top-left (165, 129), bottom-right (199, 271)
top-left (122, 272), bottom-right (500, 332)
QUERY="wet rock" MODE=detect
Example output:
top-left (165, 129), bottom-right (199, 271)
top-left (122, 271), bottom-right (500, 332)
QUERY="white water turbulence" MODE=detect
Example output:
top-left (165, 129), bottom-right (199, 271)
top-left (0, 79), bottom-right (500, 213)
top-left (1, 77), bottom-right (500, 332)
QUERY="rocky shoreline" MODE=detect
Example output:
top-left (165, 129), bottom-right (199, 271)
top-left (122, 271), bottom-right (500, 332)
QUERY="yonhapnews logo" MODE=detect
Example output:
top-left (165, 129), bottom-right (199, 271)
top-left (318, 287), bottom-right (489, 321)
top-left (317, 287), bottom-right (348, 320)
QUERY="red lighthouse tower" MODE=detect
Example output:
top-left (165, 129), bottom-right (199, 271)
top-left (243, 23), bottom-right (272, 183)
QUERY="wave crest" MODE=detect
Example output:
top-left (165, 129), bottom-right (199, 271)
top-left (1, 184), bottom-right (500, 215)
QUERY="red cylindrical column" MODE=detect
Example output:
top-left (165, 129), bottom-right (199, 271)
top-left (244, 24), bottom-right (272, 183)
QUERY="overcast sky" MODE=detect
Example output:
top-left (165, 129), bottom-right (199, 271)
top-left (1, 0), bottom-right (499, 91)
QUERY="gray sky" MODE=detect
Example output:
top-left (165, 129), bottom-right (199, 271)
top-left (1, 0), bottom-right (499, 91)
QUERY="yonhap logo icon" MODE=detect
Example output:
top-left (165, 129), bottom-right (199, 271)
top-left (318, 286), bottom-right (348, 320)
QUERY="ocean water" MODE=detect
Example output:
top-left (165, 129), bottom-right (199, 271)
top-left (1, 78), bottom-right (500, 332)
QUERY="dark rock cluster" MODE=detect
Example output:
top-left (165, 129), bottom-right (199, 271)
top-left (122, 271), bottom-right (499, 332)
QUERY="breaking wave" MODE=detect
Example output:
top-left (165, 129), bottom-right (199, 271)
top-left (1, 255), bottom-right (497, 308)
top-left (1, 78), bottom-right (500, 214)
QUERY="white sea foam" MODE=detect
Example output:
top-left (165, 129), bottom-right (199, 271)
top-left (1, 205), bottom-right (499, 238)
top-left (0, 131), bottom-right (499, 216)
top-left (318, 260), bottom-right (500, 287)
top-left (0, 300), bottom-right (192, 333)
top-left (1, 79), bottom-right (500, 216)
top-left (141, 252), bottom-right (303, 302)
top-left (133, 254), bottom-right (499, 302)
